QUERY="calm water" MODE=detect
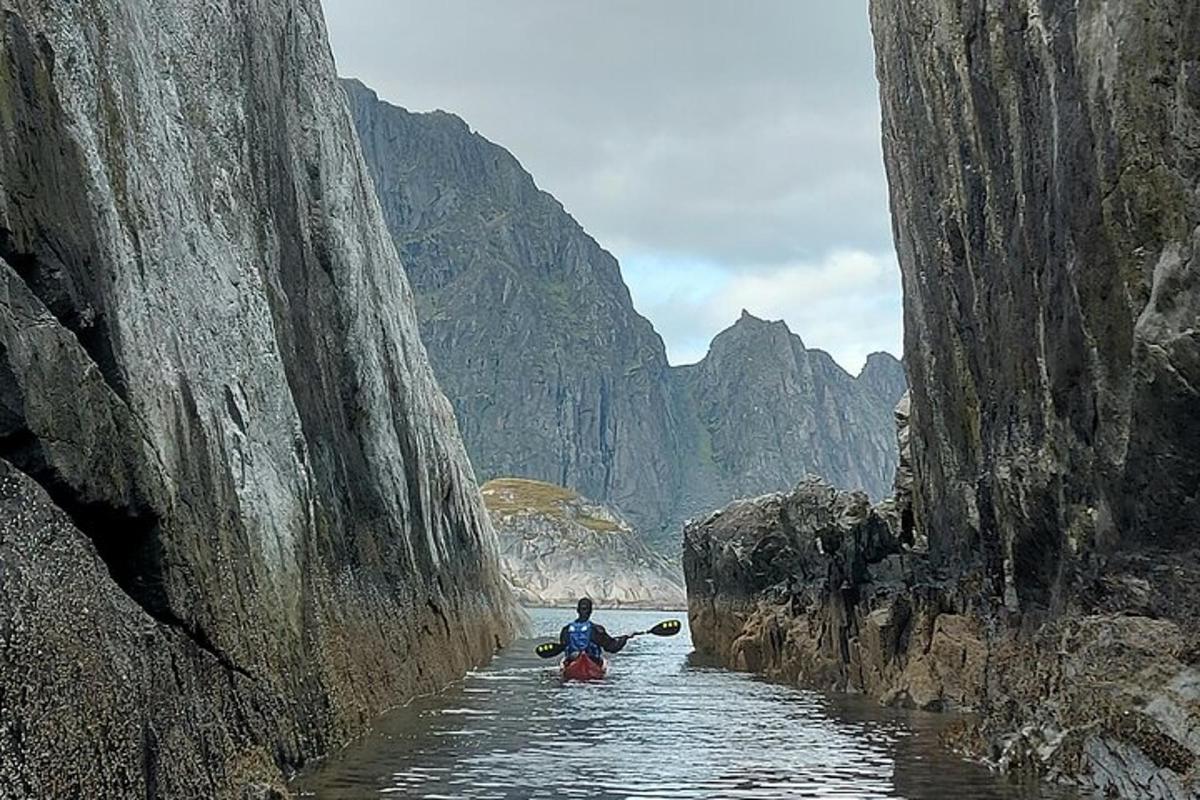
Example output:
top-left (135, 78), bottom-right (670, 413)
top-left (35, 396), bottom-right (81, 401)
top-left (296, 608), bottom-right (1078, 799)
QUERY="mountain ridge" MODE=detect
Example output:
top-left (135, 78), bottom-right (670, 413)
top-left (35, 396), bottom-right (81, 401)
top-left (343, 78), bottom-right (905, 546)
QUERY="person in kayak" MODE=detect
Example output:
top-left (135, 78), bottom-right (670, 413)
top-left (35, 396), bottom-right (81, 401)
top-left (560, 597), bottom-right (629, 665)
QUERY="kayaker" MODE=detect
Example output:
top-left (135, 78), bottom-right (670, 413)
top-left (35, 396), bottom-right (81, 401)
top-left (559, 597), bottom-right (629, 665)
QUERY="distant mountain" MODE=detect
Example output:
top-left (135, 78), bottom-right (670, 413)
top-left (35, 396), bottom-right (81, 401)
top-left (343, 78), bottom-right (905, 547)
top-left (343, 78), bottom-right (681, 540)
top-left (856, 351), bottom-right (908, 409)
top-left (672, 312), bottom-right (903, 519)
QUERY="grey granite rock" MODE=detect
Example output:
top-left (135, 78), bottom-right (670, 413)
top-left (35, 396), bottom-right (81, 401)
top-left (870, 0), bottom-right (1200, 607)
top-left (0, 1), bottom-right (516, 794)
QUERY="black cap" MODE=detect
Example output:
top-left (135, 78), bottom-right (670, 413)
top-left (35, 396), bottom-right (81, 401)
top-left (576, 597), bottom-right (593, 619)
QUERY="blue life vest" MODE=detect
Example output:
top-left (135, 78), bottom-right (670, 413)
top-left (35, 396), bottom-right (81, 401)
top-left (566, 620), bottom-right (601, 660)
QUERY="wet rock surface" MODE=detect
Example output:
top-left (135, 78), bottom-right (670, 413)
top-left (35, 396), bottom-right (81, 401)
top-left (483, 478), bottom-right (685, 609)
top-left (344, 79), bottom-right (906, 549)
top-left (684, 479), bottom-right (1200, 798)
top-left (0, 1), bottom-right (516, 795)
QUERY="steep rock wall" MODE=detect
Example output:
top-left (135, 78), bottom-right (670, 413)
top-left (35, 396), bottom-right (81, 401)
top-left (688, 2), bottom-right (1200, 796)
top-left (0, 1), bottom-right (515, 795)
top-left (872, 0), bottom-right (1200, 606)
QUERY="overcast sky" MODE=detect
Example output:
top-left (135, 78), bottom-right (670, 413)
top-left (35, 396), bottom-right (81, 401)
top-left (322, 1), bottom-right (900, 372)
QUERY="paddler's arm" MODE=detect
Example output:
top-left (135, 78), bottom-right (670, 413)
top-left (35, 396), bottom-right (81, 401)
top-left (591, 623), bottom-right (630, 653)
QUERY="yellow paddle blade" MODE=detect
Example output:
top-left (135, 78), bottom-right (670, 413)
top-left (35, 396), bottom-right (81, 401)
top-left (648, 619), bottom-right (682, 636)
top-left (535, 642), bottom-right (564, 658)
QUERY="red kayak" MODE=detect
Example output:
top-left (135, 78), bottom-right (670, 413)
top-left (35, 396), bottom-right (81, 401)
top-left (561, 655), bottom-right (607, 681)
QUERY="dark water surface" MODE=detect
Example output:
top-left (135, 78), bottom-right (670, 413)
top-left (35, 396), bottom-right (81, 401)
top-left (297, 608), bottom-right (1078, 799)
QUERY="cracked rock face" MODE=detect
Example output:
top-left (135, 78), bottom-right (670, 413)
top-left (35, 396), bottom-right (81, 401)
top-left (0, 1), bottom-right (515, 794)
top-left (342, 76), bottom-right (908, 549)
top-left (871, 0), bottom-right (1200, 605)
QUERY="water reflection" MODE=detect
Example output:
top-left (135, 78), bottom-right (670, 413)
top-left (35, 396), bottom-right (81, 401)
top-left (296, 609), bottom-right (1075, 799)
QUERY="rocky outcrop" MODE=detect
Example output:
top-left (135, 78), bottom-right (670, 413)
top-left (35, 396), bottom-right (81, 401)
top-left (343, 79), bottom-right (906, 548)
top-left (0, 2), bottom-right (515, 795)
top-left (688, 2), bottom-right (1200, 797)
top-left (871, 0), bottom-right (1200, 608)
top-left (483, 478), bottom-right (686, 609)
top-left (684, 478), bottom-right (1200, 798)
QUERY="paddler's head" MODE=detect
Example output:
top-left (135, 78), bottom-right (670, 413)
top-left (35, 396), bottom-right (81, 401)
top-left (576, 597), bottom-right (593, 621)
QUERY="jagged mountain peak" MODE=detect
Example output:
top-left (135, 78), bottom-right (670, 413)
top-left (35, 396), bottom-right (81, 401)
top-left (346, 78), bottom-right (906, 544)
top-left (342, 76), bottom-right (471, 131)
top-left (856, 351), bottom-right (906, 409)
top-left (731, 309), bottom-right (789, 331)
top-left (861, 350), bottom-right (902, 369)
top-left (711, 310), bottom-right (805, 355)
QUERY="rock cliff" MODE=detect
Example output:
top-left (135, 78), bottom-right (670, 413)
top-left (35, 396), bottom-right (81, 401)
top-left (672, 312), bottom-right (902, 521)
top-left (343, 78), bottom-right (682, 543)
top-left (684, 477), bottom-right (1200, 798)
top-left (343, 79), bottom-right (906, 547)
top-left (686, 1), bottom-right (1200, 796)
top-left (0, 2), bottom-right (515, 795)
top-left (483, 478), bottom-right (686, 609)
top-left (873, 0), bottom-right (1200, 607)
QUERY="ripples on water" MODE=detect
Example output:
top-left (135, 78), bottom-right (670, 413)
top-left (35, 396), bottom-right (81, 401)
top-left (297, 609), bottom-right (1077, 799)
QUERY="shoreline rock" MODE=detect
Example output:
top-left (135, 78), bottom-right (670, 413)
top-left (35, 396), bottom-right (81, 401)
top-left (684, 478), bottom-right (1200, 797)
top-left (484, 478), bottom-right (686, 610)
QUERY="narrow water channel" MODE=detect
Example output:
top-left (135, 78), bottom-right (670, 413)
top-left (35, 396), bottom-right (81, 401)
top-left (297, 609), bottom-right (1078, 799)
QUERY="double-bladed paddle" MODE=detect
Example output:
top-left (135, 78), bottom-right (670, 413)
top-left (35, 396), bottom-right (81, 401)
top-left (533, 619), bottom-right (682, 658)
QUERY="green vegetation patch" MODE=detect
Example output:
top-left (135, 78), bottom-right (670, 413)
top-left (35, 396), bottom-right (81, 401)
top-left (481, 477), bottom-right (579, 517)
top-left (575, 515), bottom-right (621, 533)
top-left (481, 477), bottom-right (622, 532)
